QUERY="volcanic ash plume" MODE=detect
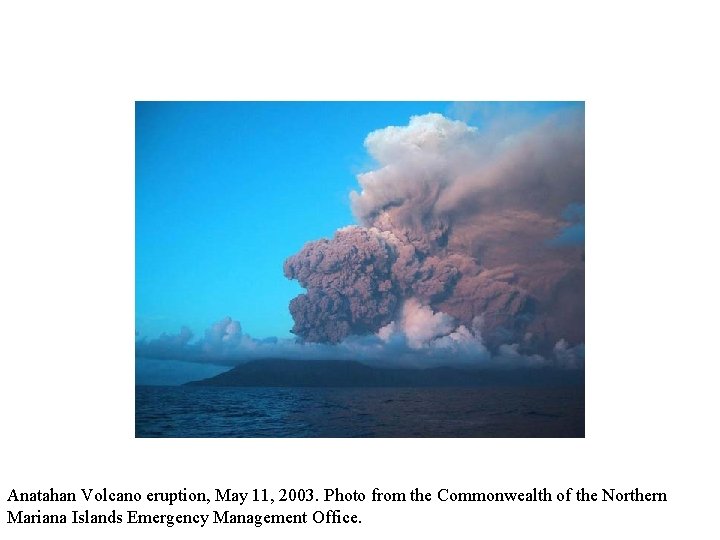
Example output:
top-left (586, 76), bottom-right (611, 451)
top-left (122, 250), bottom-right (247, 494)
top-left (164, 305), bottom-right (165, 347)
top-left (284, 111), bottom-right (584, 353)
top-left (283, 226), bottom-right (400, 343)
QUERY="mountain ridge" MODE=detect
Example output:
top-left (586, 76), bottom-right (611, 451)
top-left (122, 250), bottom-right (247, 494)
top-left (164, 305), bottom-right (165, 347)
top-left (185, 358), bottom-right (584, 388)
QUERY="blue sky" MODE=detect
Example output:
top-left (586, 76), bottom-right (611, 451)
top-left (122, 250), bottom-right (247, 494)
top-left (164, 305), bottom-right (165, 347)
top-left (136, 101), bottom-right (579, 341)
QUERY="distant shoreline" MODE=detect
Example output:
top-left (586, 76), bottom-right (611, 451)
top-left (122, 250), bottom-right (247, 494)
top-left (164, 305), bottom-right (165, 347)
top-left (181, 358), bottom-right (584, 388)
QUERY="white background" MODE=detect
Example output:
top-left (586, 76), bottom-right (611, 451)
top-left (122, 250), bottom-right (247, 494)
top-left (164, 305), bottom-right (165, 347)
top-left (1, 1), bottom-right (718, 538)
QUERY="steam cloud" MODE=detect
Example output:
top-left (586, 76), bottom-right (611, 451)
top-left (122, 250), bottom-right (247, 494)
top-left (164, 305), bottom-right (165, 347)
top-left (284, 111), bottom-right (584, 355)
top-left (135, 315), bottom-right (584, 369)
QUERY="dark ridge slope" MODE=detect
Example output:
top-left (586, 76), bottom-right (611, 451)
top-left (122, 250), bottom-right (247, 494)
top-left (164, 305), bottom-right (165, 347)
top-left (186, 359), bottom-right (584, 388)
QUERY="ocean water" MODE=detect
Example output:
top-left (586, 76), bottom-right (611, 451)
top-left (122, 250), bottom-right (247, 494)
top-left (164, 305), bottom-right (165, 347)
top-left (135, 385), bottom-right (584, 438)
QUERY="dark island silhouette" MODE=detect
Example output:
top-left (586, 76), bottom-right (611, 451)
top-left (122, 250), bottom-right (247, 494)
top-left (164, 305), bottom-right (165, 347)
top-left (186, 359), bottom-right (583, 388)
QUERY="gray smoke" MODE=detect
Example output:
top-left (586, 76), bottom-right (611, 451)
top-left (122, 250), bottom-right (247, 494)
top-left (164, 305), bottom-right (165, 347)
top-left (283, 227), bottom-right (400, 343)
top-left (284, 110), bottom-right (584, 353)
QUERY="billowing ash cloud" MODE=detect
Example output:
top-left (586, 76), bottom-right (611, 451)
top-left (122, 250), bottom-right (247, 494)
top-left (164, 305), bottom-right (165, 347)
top-left (283, 227), bottom-right (399, 343)
top-left (284, 110), bottom-right (584, 354)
